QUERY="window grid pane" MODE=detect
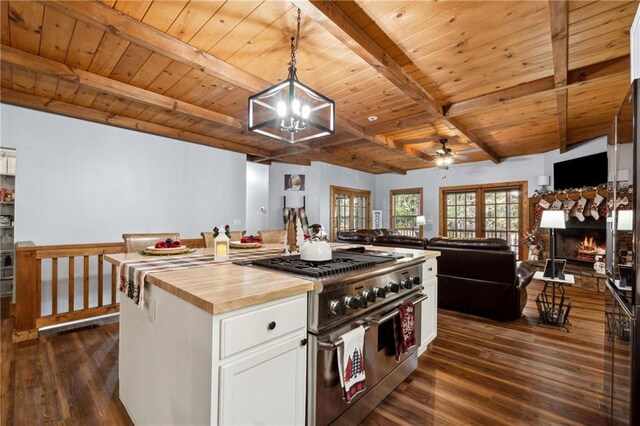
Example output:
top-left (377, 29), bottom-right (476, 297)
top-left (391, 190), bottom-right (422, 237)
top-left (484, 188), bottom-right (520, 253)
top-left (444, 191), bottom-right (477, 237)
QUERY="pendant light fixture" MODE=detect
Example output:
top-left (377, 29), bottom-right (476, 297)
top-left (248, 8), bottom-right (335, 144)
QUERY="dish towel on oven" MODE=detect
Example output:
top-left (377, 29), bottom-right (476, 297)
top-left (393, 302), bottom-right (416, 361)
top-left (337, 326), bottom-right (366, 403)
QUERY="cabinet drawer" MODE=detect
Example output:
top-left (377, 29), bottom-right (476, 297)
top-left (221, 297), bottom-right (306, 359)
top-left (423, 258), bottom-right (437, 280)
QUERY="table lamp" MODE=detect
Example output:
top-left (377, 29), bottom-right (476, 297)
top-left (540, 210), bottom-right (566, 278)
top-left (537, 175), bottom-right (550, 194)
top-left (416, 215), bottom-right (426, 236)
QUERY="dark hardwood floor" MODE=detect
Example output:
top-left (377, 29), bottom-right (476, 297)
top-left (1, 280), bottom-right (607, 425)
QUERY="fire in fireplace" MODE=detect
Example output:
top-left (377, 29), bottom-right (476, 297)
top-left (555, 228), bottom-right (606, 266)
top-left (577, 236), bottom-right (599, 262)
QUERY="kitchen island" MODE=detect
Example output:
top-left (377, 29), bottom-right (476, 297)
top-left (106, 244), bottom-right (439, 425)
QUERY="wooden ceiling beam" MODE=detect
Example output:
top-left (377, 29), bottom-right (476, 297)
top-left (371, 55), bottom-right (628, 134)
top-left (42, 0), bottom-right (429, 165)
top-left (295, 0), bottom-right (501, 164)
top-left (446, 55), bottom-right (628, 117)
top-left (41, 0), bottom-right (268, 93)
top-left (318, 146), bottom-right (406, 174)
top-left (444, 118), bottom-right (501, 164)
top-left (1, 45), bottom-right (244, 130)
top-left (0, 89), bottom-right (271, 157)
top-left (293, 0), bottom-right (442, 117)
top-left (548, 0), bottom-right (569, 153)
top-left (254, 134), bottom-right (364, 163)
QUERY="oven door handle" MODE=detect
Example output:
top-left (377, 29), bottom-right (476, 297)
top-left (317, 324), bottom-right (371, 351)
top-left (367, 293), bottom-right (428, 325)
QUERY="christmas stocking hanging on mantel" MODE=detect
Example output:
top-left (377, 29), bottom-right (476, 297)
top-left (551, 199), bottom-right (563, 211)
top-left (563, 199), bottom-right (576, 221)
top-left (534, 199), bottom-right (550, 222)
top-left (590, 194), bottom-right (604, 221)
top-left (574, 197), bottom-right (588, 222)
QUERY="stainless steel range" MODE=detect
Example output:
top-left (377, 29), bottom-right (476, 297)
top-left (249, 247), bottom-right (427, 425)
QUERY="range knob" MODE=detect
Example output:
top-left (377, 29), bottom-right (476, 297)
top-left (342, 295), bottom-right (362, 310)
top-left (410, 275), bottom-right (421, 286)
top-left (329, 299), bottom-right (345, 315)
top-left (362, 289), bottom-right (376, 303)
top-left (386, 282), bottom-right (400, 293)
top-left (358, 295), bottom-right (368, 309)
top-left (400, 278), bottom-right (413, 290)
top-left (373, 286), bottom-right (387, 298)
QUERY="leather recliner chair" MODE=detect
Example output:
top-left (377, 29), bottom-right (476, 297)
top-left (427, 237), bottom-right (534, 321)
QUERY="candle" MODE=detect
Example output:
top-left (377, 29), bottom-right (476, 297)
top-left (216, 243), bottom-right (228, 257)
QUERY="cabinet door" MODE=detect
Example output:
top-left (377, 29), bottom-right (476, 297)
top-left (219, 333), bottom-right (306, 425)
top-left (420, 278), bottom-right (437, 351)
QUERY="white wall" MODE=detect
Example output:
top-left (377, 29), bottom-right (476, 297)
top-left (375, 136), bottom-right (607, 238)
top-left (267, 161), bottom-right (376, 231)
top-left (246, 162), bottom-right (269, 235)
top-left (0, 104), bottom-right (247, 245)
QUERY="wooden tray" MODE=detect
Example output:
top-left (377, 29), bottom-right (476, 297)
top-left (230, 241), bottom-right (263, 249)
top-left (144, 245), bottom-right (191, 255)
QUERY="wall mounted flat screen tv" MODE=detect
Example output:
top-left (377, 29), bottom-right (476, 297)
top-left (553, 152), bottom-right (607, 190)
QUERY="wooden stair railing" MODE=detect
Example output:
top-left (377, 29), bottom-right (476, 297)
top-left (13, 238), bottom-right (204, 342)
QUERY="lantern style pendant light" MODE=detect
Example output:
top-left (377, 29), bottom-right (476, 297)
top-left (248, 9), bottom-right (335, 144)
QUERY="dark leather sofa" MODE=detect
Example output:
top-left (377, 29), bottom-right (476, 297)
top-left (336, 229), bottom-right (534, 321)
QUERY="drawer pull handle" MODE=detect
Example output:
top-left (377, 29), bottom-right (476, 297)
top-left (267, 321), bottom-right (277, 330)
top-left (428, 267), bottom-right (433, 272)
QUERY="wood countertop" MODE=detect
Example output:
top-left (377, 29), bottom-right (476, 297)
top-left (105, 243), bottom-right (439, 316)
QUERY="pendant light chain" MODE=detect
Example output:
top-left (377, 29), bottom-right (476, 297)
top-left (289, 8), bottom-right (302, 69)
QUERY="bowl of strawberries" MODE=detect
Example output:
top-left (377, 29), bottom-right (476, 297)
top-left (230, 235), bottom-right (263, 249)
top-left (144, 238), bottom-right (190, 255)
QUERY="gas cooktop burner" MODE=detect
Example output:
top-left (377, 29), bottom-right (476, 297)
top-left (251, 252), bottom-right (397, 278)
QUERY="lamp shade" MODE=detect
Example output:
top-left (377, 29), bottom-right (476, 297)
top-left (617, 210), bottom-right (634, 231)
top-left (537, 175), bottom-right (550, 186)
top-left (539, 210), bottom-right (566, 229)
top-left (416, 215), bottom-right (426, 226)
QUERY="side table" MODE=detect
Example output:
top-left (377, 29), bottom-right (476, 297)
top-left (534, 271), bottom-right (575, 332)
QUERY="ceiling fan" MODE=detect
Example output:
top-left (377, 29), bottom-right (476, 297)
top-left (434, 138), bottom-right (470, 168)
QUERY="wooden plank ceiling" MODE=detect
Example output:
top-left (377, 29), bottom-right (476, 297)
top-left (0, 0), bottom-right (636, 174)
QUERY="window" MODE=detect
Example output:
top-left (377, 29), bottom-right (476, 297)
top-left (440, 181), bottom-right (528, 259)
top-left (330, 186), bottom-right (371, 241)
top-left (444, 191), bottom-right (476, 238)
top-left (390, 188), bottom-right (424, 237)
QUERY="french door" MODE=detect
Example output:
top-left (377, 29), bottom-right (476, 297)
top-left (330, 186), bottom-right (371, 241)
top-left (439, 181), bottom-right (528, 259)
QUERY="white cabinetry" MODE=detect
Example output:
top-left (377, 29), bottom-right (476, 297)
top-left (219, 295), bottom-right (307, 425)
top-left (219, 333), bottom-right (306, 425)
top-left (419, 257), bottom-right (438, 355)
top-left (118, 286), bottom-right (307, 425)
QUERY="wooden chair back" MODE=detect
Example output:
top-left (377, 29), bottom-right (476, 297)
top-left (201, 232), bottom-right (214, 248)
top-left (201, 231), bottom-right (245, 247)
top-left (122, 232), bottom-right (181, 253)
top-left (257, 230), bottom-right (286, 244)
